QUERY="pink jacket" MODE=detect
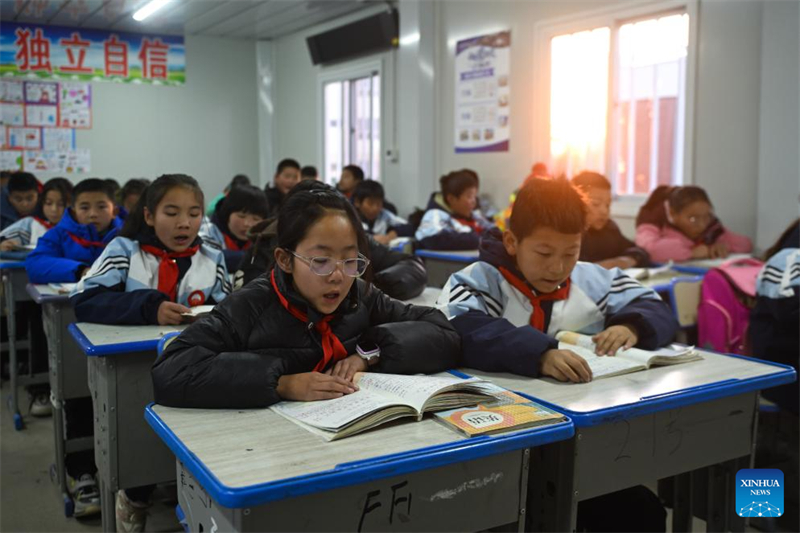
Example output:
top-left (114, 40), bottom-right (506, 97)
top-left (635, 223), bottom-right (752, 263)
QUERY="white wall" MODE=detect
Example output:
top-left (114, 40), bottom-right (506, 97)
top-left (75, 34), bottom-right (259, 200)
top-left (270, 0), bottom-right (798, 243)
top-left (756, 0), bottom-right (800, 250)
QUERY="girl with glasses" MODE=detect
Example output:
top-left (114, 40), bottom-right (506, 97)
top-left (635, 185), bottom-right (752, 263)
top-left (153, 183), bottom-right (461, 408)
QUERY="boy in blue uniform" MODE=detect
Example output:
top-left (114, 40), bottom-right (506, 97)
top-left (439, 177), bottom-right (676, 531)
top-left (26, 178), bottom-right (123, 283)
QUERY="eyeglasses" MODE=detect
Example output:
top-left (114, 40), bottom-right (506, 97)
top-left (289, 251), bottom-right (370, 277)
top-left (686, 213), bottom-right (714, 226)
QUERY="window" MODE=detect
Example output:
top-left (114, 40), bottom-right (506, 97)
top-left (323, 72), bottom-right (381, 185)
top-left (547, 10), bottom-right (690, 197)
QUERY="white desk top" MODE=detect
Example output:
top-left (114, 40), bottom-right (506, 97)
top-left (152, 405), bottom-right (467, 489)
top-left (74, 322), bottom-right (186, 347)
top-left (675, 253), bottom-right (753, 270)
top-left (636, 269), bottom-right (689, 289)
top-left (465, 350), bottom-right (789, 415)
top-left (405, 287), bottom-right (442, 307)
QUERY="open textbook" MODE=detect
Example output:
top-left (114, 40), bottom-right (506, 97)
top-left (556, 331), bottom-right (703, 380)
top-left (270, 373), bottom-right (495, 441)
top-left (180, 305), bottom-right (214, 321)
top-left (433, 382), bottom-right (565, 437)
top-left (622, 262), bottom-right (674, 281)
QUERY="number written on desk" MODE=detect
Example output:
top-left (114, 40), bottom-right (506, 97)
top-left (358, 481), bottom-right (413, 532)
top-left (611, 410), bottom-right (684, 462)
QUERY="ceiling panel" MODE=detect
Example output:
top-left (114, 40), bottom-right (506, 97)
top-left (1, 0), bottom-right (380, 40)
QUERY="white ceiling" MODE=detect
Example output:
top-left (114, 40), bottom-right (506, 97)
top-left (0, 0), bottom-right (382, 39)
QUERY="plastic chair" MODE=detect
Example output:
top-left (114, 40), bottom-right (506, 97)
top-left (157, 332), bottom-right (181, 359)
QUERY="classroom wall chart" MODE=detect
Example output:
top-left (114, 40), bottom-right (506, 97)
top-left (0, 22), bottom-right (185, 85)
top-left (0, 78), bottom-right (89, 173)
top-left (454, 30), bottom-right (511, 153)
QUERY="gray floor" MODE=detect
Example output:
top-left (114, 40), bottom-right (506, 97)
top-left (0, 381), bottom-right (179, 532)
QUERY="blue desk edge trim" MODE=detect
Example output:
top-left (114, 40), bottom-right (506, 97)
top-left (67, 323), bottom-right (161, 357)
top-left (145, 398), bottom-right (574, 508)
top-left (415, 250), bottom-right (479, 262)
top-left (482, 354), bottom-right (796, 427)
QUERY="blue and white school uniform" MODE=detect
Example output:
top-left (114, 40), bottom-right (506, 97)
top-left (70, 235), bottom-right (231, 325)
top-left (415, 193), bottom-right (493, 250)
top-left (436, 228), bottom-right (678, 376)
top-left (362, 209), bottom-right (413, 237)
top-left (0, 216), bottom-right (52, 247)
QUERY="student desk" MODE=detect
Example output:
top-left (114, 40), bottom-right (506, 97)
top-left (465, 351), bottom-right (796, 532)
top-left (145, 397), bottom-right (574, 532)
top-left (68, 322), bottom-right (187, 532)
top-left (672, 253), bottom-right (754, 275)
top-left (635, 270), bottom-right (705, 329)
top-left (27, 284), bottom-right (93, 515)
top-left (415, 249), bottom-right (479, 288)
top-left (1, 259), bottom-right (47, 430)
top-left (405, 286), bottom-right (442, 307)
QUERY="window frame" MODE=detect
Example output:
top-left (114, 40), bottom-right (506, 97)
top-left (317, 53), bottom-right (394, 186)
top-left (533, 0), bottom-right (698, 216)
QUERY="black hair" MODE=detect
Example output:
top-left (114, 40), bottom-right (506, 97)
top-left (763, 218), bottom-right (800, 261)
top-left (119, 174), bottom-right (204, 239)
top-left (635, 185), bottom-right (713, 227)
top-left (7, 171), bottom-right (39, 193)
top-left (277, 180), bottom-right (370, 266)
top-left (509, 177), bottom-right (588, 239)
top-left (275, 159), bottom-right (300, 175)
top-left (120, 178), bottom-right (149, 202)
top-left (440, 169), bottom-right (479, 200)
top-left (104, 178), bottom-right (121, 198)
top-left (343, 165), bottom-right (365, 182)
top-left (225, 174), bottom-right (251, 192)
top-left (1, 170), bottom-right (13, 181)
top-left (572, 171), bottom-right (611, 191)
top-left (38, 177), bottom-right (73, 213)
top-left (73, 178), bottom-right (117, 203)
top-left (353, 180), bottom-right (385, 203)
top-left (215, 185), bottom-right (270, 236)
top-left (301, 166), bottom-right (318, 179)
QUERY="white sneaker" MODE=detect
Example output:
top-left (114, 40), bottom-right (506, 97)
top-left (68, 474), bottom-right (101, 518)
top-left (29, 393), bottom-right (52, 417)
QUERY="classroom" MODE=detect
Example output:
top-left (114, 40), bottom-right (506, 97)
top-left (0, 0), bottom-right (797, 532)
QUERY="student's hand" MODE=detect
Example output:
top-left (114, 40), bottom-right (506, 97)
top-left (373, 233), bottom-right (395, 245)
top-left (276, 372), bottom-right (359, 401)
top-left (592, 324), bottom-right (638, 356)
top-left (157, 301), bottom-right (192, 325)
top-left (708, 242), bottom-right (729, 259)
top-left (690, 244), bottom-right (710, 259)
top-left (325, 354), bottom-right (368, 382)
top-left (0, 239), bottom-right (19, 251)
top-left (540, 349), bottom-right (592, 383)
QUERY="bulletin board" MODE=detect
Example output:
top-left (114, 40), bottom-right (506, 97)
top-left (0, 78), bottom-right (91, 173)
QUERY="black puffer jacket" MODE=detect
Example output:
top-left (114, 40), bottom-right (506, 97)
top-left (152, 267), bottom-right (460, 408)
top-left (234, 219), bottom-right (427, 301)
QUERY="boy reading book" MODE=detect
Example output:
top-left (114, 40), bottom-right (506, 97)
top-left (438, 177), bottom-right (678, 383)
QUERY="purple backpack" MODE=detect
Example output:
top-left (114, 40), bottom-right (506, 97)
top-left (697, 258), bottom-right (763, 354)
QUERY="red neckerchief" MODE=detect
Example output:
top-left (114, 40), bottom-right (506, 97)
top-left (33, 216), bottom-right (53, 230)
top-left (140, 244), bottom-right (201, 301)
top-left (270, 269), bottom-right (347, 372)
top-left (67, 232), bottom-right (105, 248)
top-left (498, 266), bottom-right (571, 331)
top-left (223, 233), bottom-right (251, 252)
top-left (454, 215), bottom-right (484, 234)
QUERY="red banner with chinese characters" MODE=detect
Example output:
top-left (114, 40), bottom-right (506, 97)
top-left (0, 22), bottom-right (185, 85)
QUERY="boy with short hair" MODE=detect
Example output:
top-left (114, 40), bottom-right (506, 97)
top-left (26, 178), bottom-right (122, 283)
top-left (264, 159), bottom-right (301, 216)
top-left (415, 169), bottom-right (493, 250)
top-left (439, 177), bottom-right (675, 531)
top-left (572, 171), bottom-right (649, 269)
top-left (438, 177), bottom-right (676, 381)
top-left (1, 171), bottom-right (40, 229)
top-left (300, 165), bottom-right (319, 181)
top-left (353, 180), bottom-right (413, 245)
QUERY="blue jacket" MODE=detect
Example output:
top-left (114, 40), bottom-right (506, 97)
top-left (70, 234), bottom-right (231, 325)
top-left (0, 187), bottom-right (21, 230)
top-left (25, 209), bottom-right (124, 283)
top-left (415, 193), bottom-right (494, 250)
top-left (436, 228), bottom-right (678, 377)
